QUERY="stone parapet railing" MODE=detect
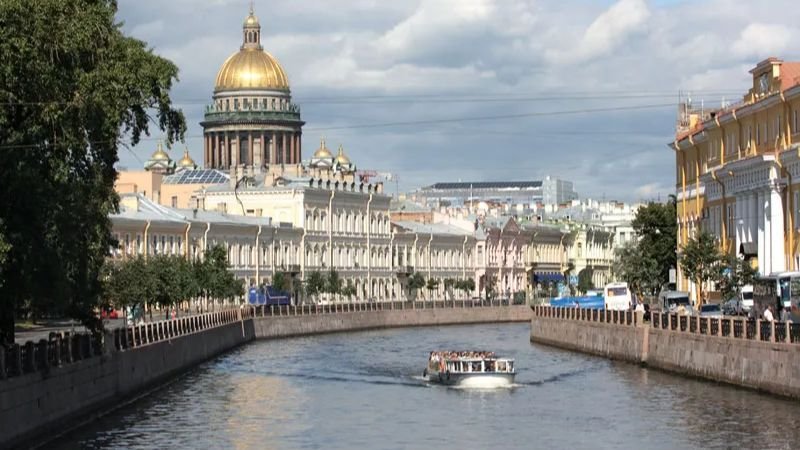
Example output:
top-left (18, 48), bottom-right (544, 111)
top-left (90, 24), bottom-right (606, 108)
top-left (531, 305), bottom-right (639, 327)
top-left (256, 299), bottom-right (514, 317)
top-left (531, 305), bottom-right (800, 344)
top-left (650, 311), bottom-right (799, 344)
top-left (0, 307), bottom-right (253, 381)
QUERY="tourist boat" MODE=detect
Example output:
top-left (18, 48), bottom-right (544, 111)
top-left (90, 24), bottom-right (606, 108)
top-left (423, 351), bottom-right (515, 388)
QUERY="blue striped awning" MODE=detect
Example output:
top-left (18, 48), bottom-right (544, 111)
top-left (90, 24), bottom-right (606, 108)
top-left (534, 273), bottom-right (564, 283)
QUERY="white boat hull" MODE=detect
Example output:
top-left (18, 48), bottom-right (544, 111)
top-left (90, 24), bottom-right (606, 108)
top-left (426, 370), bottom-right (515, 388)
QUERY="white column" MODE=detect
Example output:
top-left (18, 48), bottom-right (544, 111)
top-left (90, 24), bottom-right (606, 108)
top-left (750, 192), bottom-right (757, 244)
top-left (770, 183), bottom-right (786, 273)
top-left (758, 190), bottom-right (766, 274)
top-left (734, 195), bottom-right (743, 251)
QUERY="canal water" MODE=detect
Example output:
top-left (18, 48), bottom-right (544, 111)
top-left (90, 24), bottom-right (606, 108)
top-left (55, 323), bottom-right (800, 449)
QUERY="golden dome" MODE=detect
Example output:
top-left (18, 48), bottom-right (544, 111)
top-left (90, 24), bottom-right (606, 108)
top-left (177, 148), bottom-right (197, 168)
top-left (313, 138), bottom-right (333, 159)
top-left (214, 5), bottom-right (289, 93)
top-left (214, 49), bottom-right (289, 92)
top-left (151, 141), bottom-right (170, 161)
top-left (335, 145), bottom-right (351, 165)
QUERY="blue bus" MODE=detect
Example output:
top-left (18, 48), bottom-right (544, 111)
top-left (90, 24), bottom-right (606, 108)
top-left (248, 285), bottom-right (291, 306)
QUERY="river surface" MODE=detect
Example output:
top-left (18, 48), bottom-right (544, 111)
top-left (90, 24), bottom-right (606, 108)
top-left (54, 323), bottom-right (800, 450)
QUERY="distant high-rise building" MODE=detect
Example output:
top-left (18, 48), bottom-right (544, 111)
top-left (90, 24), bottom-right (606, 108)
top-left (414, 176), bottom-right (577, 207)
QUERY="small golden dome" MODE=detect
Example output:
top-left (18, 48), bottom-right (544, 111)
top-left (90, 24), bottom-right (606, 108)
top-left (177, 148), bottom-right (197, 168)
top-left (151, 141), bottom-right (170, 161)
top-left (335, 145), bottom-right (351, 165)
top-left (245, 13), bottom-right (259, 27)
top-left (313, 138), bottom-right (333, 159)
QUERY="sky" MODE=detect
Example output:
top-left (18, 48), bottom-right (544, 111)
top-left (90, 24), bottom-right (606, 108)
top-left (116, 0), bottom-right (800, 202)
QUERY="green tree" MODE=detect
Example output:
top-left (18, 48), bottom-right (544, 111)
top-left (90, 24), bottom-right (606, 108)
top-left (304, 270), bottom-right (326, 302)
top-left (577, 267), bottom-right (595, 294)
top-left (563, 261), bottom-right (576, 296)
top-left (715, 254), bottom-right (756, 303)
top-left (456, 278), bottom-right (476, 298)
top-left (408, 272), bottom-right (425, 300)
top-left (200, 245), bottom-right (241, 308)
top-left (679, 232), bottom-right (722, 305)
top-left (443, 278), bottom-right (456, 300)
top-left (426, 278), bottom-right (440, 299)
top-left (0, 0), bottom-right (186, 343)
top-left (103, 256), bottom-right (154, 324)
top-left (342, 280), bottom-right (357, 300)
top-left (613, 241), bottom-right (661, 298)
top-left (325, 269), bottom-right (342, 299)
top-left (272, 272), bottom-right (289, 293)
top-left (631, 198), bottom-right (678, 290)
top-left (484, 275), bottom-right (497, 300)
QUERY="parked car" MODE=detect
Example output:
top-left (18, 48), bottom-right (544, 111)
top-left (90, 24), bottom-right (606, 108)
top-left (699, 304), bottom-right (723, 318)
top-left (100, 307), bottom-right (119, 319)
top-left (721, 298), bottom-right (745, 316)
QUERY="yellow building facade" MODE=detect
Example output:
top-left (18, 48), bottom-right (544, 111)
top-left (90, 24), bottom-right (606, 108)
top-left (671, 57), bottom-right (800, 296)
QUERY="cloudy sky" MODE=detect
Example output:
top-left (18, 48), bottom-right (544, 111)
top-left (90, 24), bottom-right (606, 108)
top-left (116, 0), bottom-right (800, 202)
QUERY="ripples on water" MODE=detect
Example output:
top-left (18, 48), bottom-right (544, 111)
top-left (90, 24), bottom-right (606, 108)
top-left (53, 324), bottom-right (800, 450)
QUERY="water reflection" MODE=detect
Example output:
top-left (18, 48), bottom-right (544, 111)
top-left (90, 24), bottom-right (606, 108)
top-left (54, 324), bottom-right (800, 450)
top-left (616, 364), bottom-right (800, 449)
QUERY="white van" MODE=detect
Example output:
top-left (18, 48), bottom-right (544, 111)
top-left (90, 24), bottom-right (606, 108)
top-left (604, 282), bottom-right (632, 311)
top-left (740, 284), bottom-right (753, 312)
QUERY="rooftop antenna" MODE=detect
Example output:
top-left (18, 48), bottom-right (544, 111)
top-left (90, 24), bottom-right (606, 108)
top-left (249, 0), bottom-right (254, 15)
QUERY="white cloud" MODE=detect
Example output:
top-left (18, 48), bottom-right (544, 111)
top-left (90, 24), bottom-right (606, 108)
top-left (731, 23), bottom-right (794, 58)
top-left (546, 0), bottom-right (650, 64)
top-left (115, 0), bottom-right (800, 202)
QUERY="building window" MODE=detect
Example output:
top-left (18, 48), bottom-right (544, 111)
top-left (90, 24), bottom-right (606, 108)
top-left (234, 98), bottom-right (239, 110)
top-left (171, 196), bottom-right (178, 208)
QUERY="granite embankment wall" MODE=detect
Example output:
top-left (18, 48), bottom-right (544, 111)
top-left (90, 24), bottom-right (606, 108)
top-left (254, 304), bottom-right (532, 339)
top-left (530, 306), bottom-right (800, 399)
top-left (0, 310), bottom-right (256, 449)
top-left (1, 303), bottom-right (530, 448)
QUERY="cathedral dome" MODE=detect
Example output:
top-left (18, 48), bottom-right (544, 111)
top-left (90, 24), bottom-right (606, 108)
top-left (313, 138), bottom-right (333, 159)
top-left (150, 141), bottom-right (170, 161)
top-left (214, 6), bottom-right (290, 93)
top-left (335, 145), bottom-right (351, 165)
top-left (177, 148), bottom-right (197, 169)
top-left (214, 49), bottom-right (290, 93)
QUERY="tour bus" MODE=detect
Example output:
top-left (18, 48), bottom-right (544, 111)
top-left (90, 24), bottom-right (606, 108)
top-left (752, 276), bottom-right (779, 319)
top-left (603, 282), bottom-right (632, 311)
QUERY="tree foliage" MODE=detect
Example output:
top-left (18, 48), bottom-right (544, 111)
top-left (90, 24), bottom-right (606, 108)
top-left (325, 270), bottom-right (341, 296)
top-left (577, 267), bottom-right (594, 294)
top-left (631, 198), bottom-right (677, 290)
top-left (272, 271), bottom-right (289, 293)
top-left (613, 241), bottom-right (661, 297)
top-left (0, 0), bottom-right (186, 343)
top-left (679, 232), bottom-right (721, 305)
top-left (714, 254), bottom-right (757, 302)
top-left (304, 270), bottom-right (325, 301)
top-left (341, 281), bottom-right (357, 300)
top-left (407, 272), bottom-right (425, 300)
top-left (426, 278), bottom-right (440, 299)
top-left (103, 245), bottom-right (242, 320)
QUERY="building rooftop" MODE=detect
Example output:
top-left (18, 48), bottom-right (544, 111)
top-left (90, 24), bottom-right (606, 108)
top-left (163, 168), bottom-right (229, 185)
top-left (422, 181), bottom-right (542, 191)
top-left (392, 221), bottom-right (471, 236)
